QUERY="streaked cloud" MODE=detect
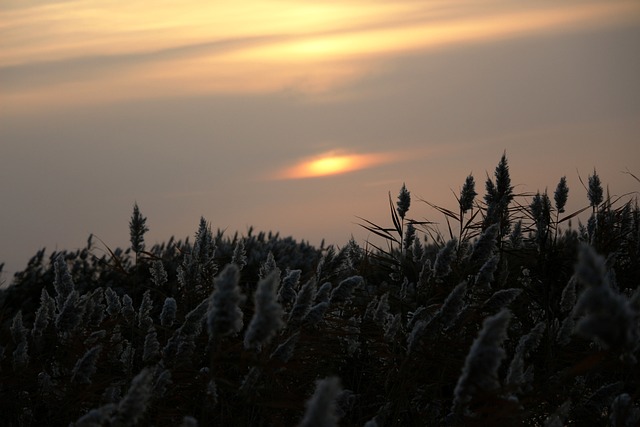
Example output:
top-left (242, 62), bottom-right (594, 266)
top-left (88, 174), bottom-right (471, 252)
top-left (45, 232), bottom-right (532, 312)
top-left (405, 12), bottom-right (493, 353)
top-left (2, 0), bottom-right (639, 112)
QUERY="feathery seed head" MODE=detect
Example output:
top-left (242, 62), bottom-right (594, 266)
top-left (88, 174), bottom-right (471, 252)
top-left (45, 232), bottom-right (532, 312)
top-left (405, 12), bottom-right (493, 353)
top-left (374, 293), bottom-right (390, 325)
top-left (279, 269), bottom-right (301, 308)
top-left (71, 345), bottom-right (102, 384)
top-left (142, 327), bottom-right (160, 363)
top-left (244, 270), bottom-right (285, 351)
top-left (587, 169), bottom-right (603, 208)
top-left (439, 281), bottom-right (468, 330)
top-left (452, 309), bottom-right (511, 413)
top-left (396, 183), bottom-right (411, 219)
top-left (560, 276), bottom-right (578, 313)
top-left (475, 255), bottom-right (499, 288)
top-left (288, 278), bottom-right (317, 327)
top-left (121, 294), bottom-right (135, 321)
top-left (105, 287), bottom-right (122, 317)
top-left (112, 367), bottom-right (153, 426)
top-left (53, 254), bottom-right (75, 310)
top-left (610, 393), bottom-right (640, 427)
top-left (152, 369), bottom-right (172, 399)
top-left (470, 224), bottom-right (499, 266)
top-left (554, 176), bottom-right (569, 214)
top-left (315, 282), bottom-right (332, 303)
top-left (231, 239), bottom-right (248, 270)
top-left (55, 290), bottom-right (84, 334)
top-left (460, 174), bottom-right (477, 214)
top-left (179, 298), bottom-right (209, 337)
top-left (482, 288), bottom-right (522, 312)
top-left (270, 332), bottom-right (300, 362)
top-left (137, 290), bottom-right (154, 330)
top-left (303, 302), bottom-right (330, 327)
top-left (299, 376), bottom-right (343, 427)
top-left (573, 244), bottom-right (638, 352)
top-left (160, 297), bottom-right (177, 327)
top-left (433, 238), bottom-right (457, 278)
top-left (259, 251), bottom-right (280, 282)
top-left (150, 260), bottom-right (168, 287)
top-left (207, 264), bottom-right (245, 341)
top-left (403, 222), bottom-right (416, 253)
top-left (11, 311), bottom-right (28, 345)
top-left (129, 203), bottom-right (148, 254)
top-left (329, 276), bottom-right (362, 306)
top-left (32, 289), bottom-right (55, 337)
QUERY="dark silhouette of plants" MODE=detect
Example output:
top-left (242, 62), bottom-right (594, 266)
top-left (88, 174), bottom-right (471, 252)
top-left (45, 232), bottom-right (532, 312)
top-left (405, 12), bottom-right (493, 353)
top-left (0, 153), bottom-right (638, 426)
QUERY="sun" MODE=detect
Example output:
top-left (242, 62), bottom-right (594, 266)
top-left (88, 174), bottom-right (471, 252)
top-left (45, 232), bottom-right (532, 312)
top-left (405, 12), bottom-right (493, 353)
top-left (272, 151), bottom-right (395, 180)
top-left (306, 155), bottom-right (353, 176)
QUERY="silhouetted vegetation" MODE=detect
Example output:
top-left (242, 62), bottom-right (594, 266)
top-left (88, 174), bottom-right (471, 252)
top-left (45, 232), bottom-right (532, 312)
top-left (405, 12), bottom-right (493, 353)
top-left (1, 154), bottom-right (638, 426)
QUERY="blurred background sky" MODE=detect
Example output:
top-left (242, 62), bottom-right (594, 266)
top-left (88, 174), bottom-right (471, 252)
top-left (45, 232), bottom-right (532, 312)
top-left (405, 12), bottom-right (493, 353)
top-left (1, 0), bottom-right (639, 282)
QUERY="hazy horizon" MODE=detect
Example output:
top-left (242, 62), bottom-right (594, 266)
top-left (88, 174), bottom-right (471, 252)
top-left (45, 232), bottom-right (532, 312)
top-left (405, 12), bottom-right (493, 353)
top-left (2, 0), bottom-right (640, 281)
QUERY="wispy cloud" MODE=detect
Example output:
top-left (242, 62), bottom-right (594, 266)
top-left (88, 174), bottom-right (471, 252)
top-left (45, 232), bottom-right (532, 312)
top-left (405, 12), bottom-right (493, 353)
top-left (1, 35), bottom-right (292, 90)
top-left (3, 0), bottom-right (639, 112)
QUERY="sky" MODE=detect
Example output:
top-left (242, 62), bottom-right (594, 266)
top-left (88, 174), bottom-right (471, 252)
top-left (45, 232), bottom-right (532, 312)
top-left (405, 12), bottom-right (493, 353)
top-left (1, 0), bottom-right (640, 282)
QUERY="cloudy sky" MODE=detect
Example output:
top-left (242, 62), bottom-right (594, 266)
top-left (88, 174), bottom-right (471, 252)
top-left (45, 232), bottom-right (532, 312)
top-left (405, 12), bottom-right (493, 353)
top-left (1, 0), bottom-right (639, 280)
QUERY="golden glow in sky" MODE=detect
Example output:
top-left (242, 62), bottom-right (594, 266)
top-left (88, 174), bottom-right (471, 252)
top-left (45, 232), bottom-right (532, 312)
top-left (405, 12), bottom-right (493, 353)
top-left (3, 0), bottom-right (640, 112)
top-left (273, 151), bottom-right (397, 180)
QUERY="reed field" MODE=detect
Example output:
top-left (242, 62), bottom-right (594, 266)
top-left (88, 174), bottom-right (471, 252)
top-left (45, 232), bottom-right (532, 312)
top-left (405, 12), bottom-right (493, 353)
top-left (1, 154), bottom-right (638, 426)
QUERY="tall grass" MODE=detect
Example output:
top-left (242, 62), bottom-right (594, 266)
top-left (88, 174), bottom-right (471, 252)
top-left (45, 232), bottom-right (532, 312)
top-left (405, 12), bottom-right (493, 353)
top-left (0, 154), bottom-right (638, 426)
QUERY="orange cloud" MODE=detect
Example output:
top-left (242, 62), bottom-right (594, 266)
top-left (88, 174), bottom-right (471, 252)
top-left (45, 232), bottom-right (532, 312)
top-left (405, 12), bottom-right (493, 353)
top-left (271, 150), bottom-right (399, 180)
top-left (3, 0), bottom-right (640, 112)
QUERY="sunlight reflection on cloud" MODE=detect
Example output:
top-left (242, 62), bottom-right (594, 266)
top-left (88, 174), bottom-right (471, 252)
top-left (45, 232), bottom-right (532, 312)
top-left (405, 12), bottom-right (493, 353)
top-left (3, 0), bottom-right (639, 111)
top-left (271, 150), bottom-right (400, 180)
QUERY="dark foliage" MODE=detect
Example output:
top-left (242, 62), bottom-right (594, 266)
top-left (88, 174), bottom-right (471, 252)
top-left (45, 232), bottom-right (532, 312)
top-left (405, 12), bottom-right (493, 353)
top-left (0, 155), bottom-right (638, 426)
